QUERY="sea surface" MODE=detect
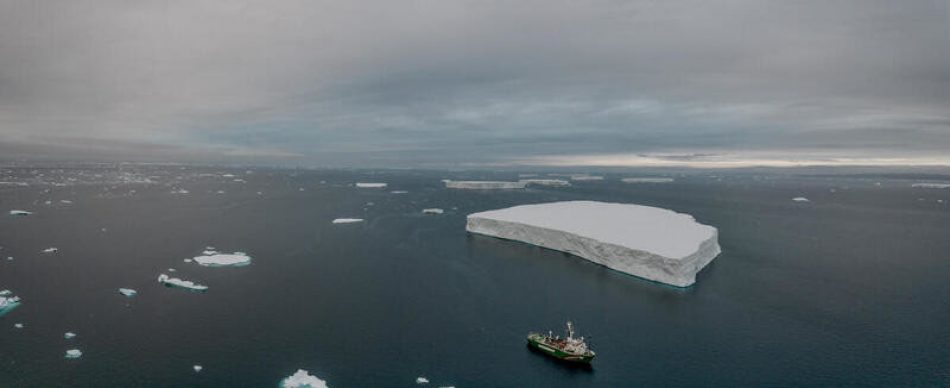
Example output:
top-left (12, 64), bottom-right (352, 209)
top-left (1, 165), bottom-right (949, 387)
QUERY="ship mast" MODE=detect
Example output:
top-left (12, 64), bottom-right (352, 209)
top-left (566, 321), bottom-right (575, 340)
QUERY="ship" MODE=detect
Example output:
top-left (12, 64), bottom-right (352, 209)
top-left (526, 321), bottom-right (595, 363)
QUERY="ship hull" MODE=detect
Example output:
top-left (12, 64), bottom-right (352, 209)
top-left (526, 336), bottom-right (595, 363)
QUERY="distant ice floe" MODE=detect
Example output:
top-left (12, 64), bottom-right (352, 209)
top-left (9, 210), bottom-right (32, 216)
top-left (171, 188), bottom-right (190, 195)
top-left (41, 247), bottom-right (59, 254)
top-left (422, 208), bottom-right (444, 214)
top-left (14, 323), bottom-right (24, 329)
top-left (193, 365), bottom-right (203, 373)
top-left (622, 177), bottom-right (674, 183)
top-left (792, 197), bottom-right (810, 202)
top-left (64, 332), bottom-right (77, 339)
top-left (912, 182), bottom-right (950, 189)
top-left (118, 288), bottom-right (138, 297)
top-left (157, 274), bottom-right (208, 292)
top-left (519, 179), bottom-right (571, 187)
top-left (281, 369), bottom-right (329, 388)
top-left (192, 251), bottom-right (252, 267)
top-left (0, 291), bottom-right (22, 316)
top-left (416, 376), bottom-right (430, 384)
top-left (390, 190), bottom-right (409, 194)
top-left (444, 180), bottom-right (527, 189)
top-left (569, 175), bottom-right (604, 181)
top-left (356, 182), bottom-right (387, 188)
top-left (332, 218), bottom-right (364, 224)
top-left (65, 349), bottom-right (82, 359)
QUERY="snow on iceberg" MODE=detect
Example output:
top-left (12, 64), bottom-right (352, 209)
top-left (356, 182), bottom-right (387, 188)
top-left (444, 180), bottom-right (527, 189)
top-left (519, 179), bottom-right (571, 187)
top-left (466, 201), bottom-right (721, 287)
top-left (281, 369), bottom-right (329, 388)
top-left (332, 218), bottom-right (364, 224)
top-left (422, 208), bottom-right (444, 214)
top-left (792, 197), bottom-right (810, 202)
top-left (9, 210), bottom-right (32, 216)
top-left (911, 182), bottom-right (950, 189)
top-left (118, 288), bottom-right (137, 297)
top-left (157, 274), bottom-right (208, 292)
top-left (65, 349), bottom-right (82, 359)
top-left (622, 177), bottom-right (674, 183)
top-left (192, 251), bottom-right (251, 267)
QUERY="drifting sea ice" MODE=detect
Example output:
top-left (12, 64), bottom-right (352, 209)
top-left (281, 369), bottom-right (329, 388)
top-left (416, 377), bottom-right (430, 384)
top-left (422, 208), bottom-right (444, 214)
top-left (9, 210), bottom-right (32, 216)
top-left (14, 323), bottom-right (24, 329)
top-left (157, 274), bottom-right (209, 292)
top-left (792, 197), bottom-right (810, 202)
top-left (41, 247), bottom-right (59, 254)
top-left (118, 288), bottom-right (137, 297)
top-left (192, 251), bottom-right (252, 267)
top-left (332, 218), bottom-right (364, 224)
top-left (356, 182), bottom-right (387, 188)
top-left (519, 179), bottom-right (571, 187)
top-left (65, 349), bottom-right (82, 359)
top-left (911, 182), bottom-right (950, 189)
top-left (569, 175), bottom-right (604, 181)
top-left (193, 365), bottom-right (203, 373)
top-left (621, 177), bottom-right (674, 183)
top-left (444, 180), bottom-right (527, 189)
top-left (64, 332), bottom-right (77, 339)
top-left (0, 293), bottom-right (22, 316)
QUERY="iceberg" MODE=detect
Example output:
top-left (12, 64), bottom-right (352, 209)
top-left (193, 365), bottom-right (203, 373)
top-left (444, 180), bottom-right (527, 189)
top-left (65, 349), bottom-right (82, 359)
top-left (332, 218), bottom-right (364, 224)
top-left (0, 294), bottom-right (21, 317)
top-left (118, 288), bottom-right (138, 297)
top-left (569, 175), bottom-right (603, 181)
top-left (14, 323), bottom-right (24, 329)
top-left (192, 251), bottom-right (252, 267)
top-left (356, 182), bottom-right (387, 188)
top-left (422, 208), bottom-right (444, 214)
top-left (157, 274), bottom-right (209, 292)
top-left (416, 377), bottom-right (430, 384)
top-left (622, 177), bottom-right (674, 183)
top-left (792, 197), bottom-right (810, 202)
top-left (64, 332), bottom-right (77, 339)
top-left (519, 179), bottom-right (572, 187)
top-left (466, 201), bottom-right (721, 287)
top-left (9, 210), bottom-right (32, 216)
top-left (390, 190), bottom-right (409, 194)
top-left (912, 182), bottom-right (950, 189)
top-left (281, 369), bottom-right (329, 388)
top-left (41, 247), bottom-right (59, 254)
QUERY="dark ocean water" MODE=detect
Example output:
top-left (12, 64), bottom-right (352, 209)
top-left (1, 166), bottom-right (950, 387)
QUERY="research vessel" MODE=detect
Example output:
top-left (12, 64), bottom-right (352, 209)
top-left (526, 321), bottom-right (595, 363)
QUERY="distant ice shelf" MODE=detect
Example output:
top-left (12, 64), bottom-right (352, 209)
top-left (444, 180), bottom-right (527, 189)
top-left (466, 201), bottom-right (721, 287)
top-left (281, 369), bottom-right (329, 388)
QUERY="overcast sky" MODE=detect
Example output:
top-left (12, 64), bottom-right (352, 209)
top-left (1, 0), bottom-right (948, 167)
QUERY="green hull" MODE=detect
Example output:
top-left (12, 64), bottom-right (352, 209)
top-left (526, 334), bottom-right (595, 363)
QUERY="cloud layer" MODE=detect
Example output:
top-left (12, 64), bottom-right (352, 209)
top-left (1, 0), bottom-right (948, 166)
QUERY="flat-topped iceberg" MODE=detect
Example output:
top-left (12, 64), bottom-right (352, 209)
top-left (422, 208), bottom-right (444, 214)
top-left (356, 182), bottom-right (387, 188)
top-left (193, 251), bottom-right (252, 267)
top-left (569, 175), bottom-right (603, 181)
top-left (9, 210), bottom-right (32, 216)
top-left (444, 180), bottom-right (527, 189)
top-left (41, 247), bottom-right (58, 254)
top-left (519, 179), bottom-right (571, 187)
top-left (622, 177), bottom-right (674, 183)
top-left (157, 274), bottom-right (208, 292)
top-left (466, 201), bottom-right (720, 287)
top-left (65, 349), bottom-right (82, 359)
top-left (118, 288), bottom-right (138, 297)
top-left (332, 218), bottom-right (364, 224)
top-left (281, 369), bottom-right (329, 388)
top-left (792, 197), bottom-right (810, 202)
top-left (912, 182), bottom-right (950, 189)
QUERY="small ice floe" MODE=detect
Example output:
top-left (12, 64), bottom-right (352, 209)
top-left (9, 210), bottom-right (32, 216)
top-left (520, 179), bottom-right (572, 187)
top-left (621, 177), bottom-right (674, 183)
top-left (390, 190), bottom-right (409, 194)
top-left (280, 369), bottom-right (329, 388)
top-left (60, 200), bottom-right (73, 204)
top-left (0, 290), bottom-right (10, 296)
top-left (570, 175), bottom-right (604, 181)
top-left (416, 376), bottom-right (430, 384)
top-left (216, 190), bottom-right (225, 194)
top-left (332, 218), bottom-right (364, 224)
top-left (14, 323), bottom-right (24, 329)
top-left (355, 182), bottom-right (387, 188)
top-left (912, 182), bottom-right (950, 189)
top-left (299, 188), bottom-right (306, 192)
top-left (233, 179), bottom-right (246, 183)
top-left (64, 332), bottom-right (77, 339)
top-left (444, 180), bottom-right (526, 189)
top-left (1, 293), bottom-right (22, 316)
top-left (193, 365), bottom-right (203, 373)
top-left (792, 197), bottom-right (810, 202)
top-left (157, 274), bottom-right (209, 292)
top-left (65, 349), bottom-right (82, 359)
top-left (257, 191), bottom-right (263, 196)
top-left (422, 208), bottom-right (444, 215)
top-left (41, 247), bottom-right (59, 254)
top-left (222, 174), bottom-right (236, 178)
top-left (168, 268), bottom-right (177, 272)
top-left (118, 288), bottom-right (137, 297)
top-left (6, 256), bottom-right (12, 261)
top-left (192, 251), bottom-right (251, 267)
top-left (171, 188), bottom-right (190, 195)
top-left (183, 258), bottom-right (193, 263)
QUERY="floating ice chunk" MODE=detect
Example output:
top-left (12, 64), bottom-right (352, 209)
top-left (216, 190), bottom-right (225, 194)
top-left (193, 365), bottom-right (203, 373)
top-left (1, 294), bottom-right (22, 316)
top-left (569, 175), bottom-right (604, 181)
top-left (183, 258), bottom-right (193, 263)
top-left (222, 174), bottom-right (236, 178)
top-left (416, 377), bottom-right (430, 384)
top-left (41, 247), bottom-right (59, 254)
top-left (519, 179), bottom-right (571, 187)
top-left (168, 268), bottom-right (176, 272)
top-left (356, 182), bottom-right (387, 188)
top-left (0, 290), bottom-right (10, 296)
top-left (518, 173), bottom-right (538, 177)
top-left (332, 218), bottom-right (364, 224)
top-left (64, 332), bottom-right (77, 339)
top-left (5, 257), bottom-right (12, 261)
top-left (14, 323), bottom-right (24, 329)
top-left (444, 180), bottom-right (527, 189)
top-left (233, 179), bottom-right (246, 183)
top-left (65, 349), bottom-right (82, 359)
top-left (118, 288), bottom-right (138, 297)
top-left (60, 200), bottom-right (73, 204)
top-left (193, 252), bottom-right (251, 267)
top-left (171, 188), bottom-right (190, 194)
top-left (792, 197), bottom-right (810, 202)
top-left (622, 177), bottom-right (674, 183)
top-left (157, 274), bottom-right (209, 292)
top-left (912, 182), bottom-right (950, 189)
top-left (422, 208), bottom-right (444, 214)
top-left (390, 190), bottom-right (409, 194)
top-left (9, 210), bottom-right (32, 216)
top-left (281, 369), bottom-right (329, 388)
top-left (467, 201), bottom-right (721, 287)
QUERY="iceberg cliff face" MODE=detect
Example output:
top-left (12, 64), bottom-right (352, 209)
top-left (466, 201), bottom-right (720, 287)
